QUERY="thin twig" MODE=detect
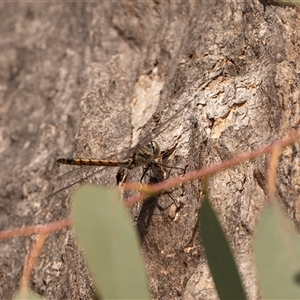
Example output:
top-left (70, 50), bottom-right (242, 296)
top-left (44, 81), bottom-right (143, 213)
top-left (125, 130), bottom-right (300, 207)
top-left (0, 218), bottom-right (72, 240)
top-left (20, 233), bottom-right (48, 292)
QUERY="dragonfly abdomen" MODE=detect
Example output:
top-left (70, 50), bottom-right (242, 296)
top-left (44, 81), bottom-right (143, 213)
top-left (57, 158), bottom-right (121, 166)
top-left (57, 141), bottom-right (161, 168)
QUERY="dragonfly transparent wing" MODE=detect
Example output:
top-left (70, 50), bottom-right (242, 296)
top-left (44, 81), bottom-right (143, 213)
top-left (48, 98), bottom-right (195, 199)
top-left (46, 166), bottom-right (107, 199)
top-left (133, 97), bottom-right (195, 150)
top-left (57, 165), bottom-right (92, 181)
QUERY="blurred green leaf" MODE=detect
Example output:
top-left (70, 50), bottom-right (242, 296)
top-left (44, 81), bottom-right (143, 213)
top-left (13, 290), bottom-right (42, 300)
top-left (199, 195), bottom-right (247, 300)
top-left (254, 200), bottom-right (300, 298)
top-left (72, 185), bottom-right (150, 300)
top-left (279, 0), bottom-right (300, 4)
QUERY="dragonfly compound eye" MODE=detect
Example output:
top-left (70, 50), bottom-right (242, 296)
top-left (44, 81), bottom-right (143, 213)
top-left (150, 141), bottom-right (160, 157)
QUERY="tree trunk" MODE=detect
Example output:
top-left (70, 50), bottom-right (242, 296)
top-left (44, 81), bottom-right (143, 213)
top-left (1, 1), bottom-right (300, 299)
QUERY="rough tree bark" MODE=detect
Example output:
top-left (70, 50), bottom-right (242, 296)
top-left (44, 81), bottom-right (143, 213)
top-left (1, 1), bottom-right (300, 299)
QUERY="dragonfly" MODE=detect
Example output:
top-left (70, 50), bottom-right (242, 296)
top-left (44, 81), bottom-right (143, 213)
top-left (48, 98), bottom-right (195, 199)
top-left (57, 141), bottom-right (161, 170)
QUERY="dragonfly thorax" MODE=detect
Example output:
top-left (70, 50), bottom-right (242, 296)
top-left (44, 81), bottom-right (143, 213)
top-left (126, 141), bottom-right (160, 170)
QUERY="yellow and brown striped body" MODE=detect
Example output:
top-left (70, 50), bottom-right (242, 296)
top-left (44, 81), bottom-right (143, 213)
top-left (57, 157), bottom-right (130, 167)
top-left (57, 141), bottom-right (161, 170)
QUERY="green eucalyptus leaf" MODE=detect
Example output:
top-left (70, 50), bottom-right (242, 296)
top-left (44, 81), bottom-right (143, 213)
top-left (199, 196), bottom-right (247, 300)
top-left (254, 200), bottom-right (300, 299)
top-left (13, 289), bottom-right (42, 300)
top-left (72, 185), bottom-right (150, 300)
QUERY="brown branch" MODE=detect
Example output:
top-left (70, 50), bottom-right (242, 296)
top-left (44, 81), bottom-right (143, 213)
top-left (268, 145), bottom-right (282, 200)
top-left (0, 218), bottom-right (72, 240)
top-left (20, 233), bottom-right (48, 292)
top-left (125, 130), bottom-right (300, 207)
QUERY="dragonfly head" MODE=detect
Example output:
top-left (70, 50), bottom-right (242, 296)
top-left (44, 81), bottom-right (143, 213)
top-left (129, 141), bottom-right (161, 169)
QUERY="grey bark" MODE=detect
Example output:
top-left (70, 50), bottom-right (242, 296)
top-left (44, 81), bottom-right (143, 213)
top-left (1, 1), bottom-right (300, 299)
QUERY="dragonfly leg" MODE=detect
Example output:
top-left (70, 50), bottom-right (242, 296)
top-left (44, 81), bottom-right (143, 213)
top-left (116, 168), bottom-right (127, 185)
top-left (140, 165), bottom-right (150, 182)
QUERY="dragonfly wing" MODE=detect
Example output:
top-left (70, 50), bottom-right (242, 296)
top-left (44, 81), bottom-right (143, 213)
top-left (51, 98), bottom-right (195, 200)
top-left (134, 98), bottom-right (195, 150)
top-left (58, 165), bottom-right (93, 181)
top-left (47, 166), bottom-right (106, 200)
